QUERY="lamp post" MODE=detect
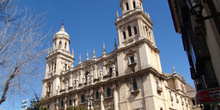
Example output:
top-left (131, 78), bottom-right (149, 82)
top-left (86, 94), bottom-right (94, 110)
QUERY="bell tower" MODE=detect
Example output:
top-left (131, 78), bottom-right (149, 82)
top-left (42, 23), bottom-right (75, 99)
top-left (120, 0), bottom-right (144, 15)
top-left (115, 0), bottom-right (162, 75)
top-left (115, 0), bottom-right (156, 48)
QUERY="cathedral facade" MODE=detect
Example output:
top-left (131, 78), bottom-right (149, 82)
top-left (42, 0), bottom-right (199, 110)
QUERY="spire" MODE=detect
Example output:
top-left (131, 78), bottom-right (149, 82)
top-left (72, 49), bottom-right (74, 57)
top-left (116, 11), bottom-right (119, 20)
top-left (86, 50), bottom-right (89, 60)
top-left (48, 49), bottom-right (49, 55)
top-left (93, 47), bottom-right (96, 59)
top-left (60, 19), bottom-right (65, 32)
top-left (114, 39), bottom-right (117, 50)
top-left (103, 43), bottom-right (106, 56)
top-left (173, 65), bottom-right (176, 73)
top-left (79, 54), bottom-right (81, 64)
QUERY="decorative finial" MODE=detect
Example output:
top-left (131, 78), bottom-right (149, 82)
top-left (79, 54), bottom-right (81, 64)
top-left (72, 49), bottom-right (74, 57)
top-left (173, 65), bottom-right (176, 73)
top-left (62, 19), bottom-right (64, 26)
top-left (116, 11), bottom-right (119, 19)
top-left (60, 19), bottom-right (65, 32)
top-left (86, 50), bottom-right (89, 60)
top-left (114, 39), bottom-right (117, 50)
top-left (93, 47), bottom-right (96, 59)
top-left (103, 43), bottom-right (106, 56)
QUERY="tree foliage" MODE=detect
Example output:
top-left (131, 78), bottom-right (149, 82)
top-left (27, 94), bottom-right (48, 110)
top-left (0, 0), bottom-right (50, 105)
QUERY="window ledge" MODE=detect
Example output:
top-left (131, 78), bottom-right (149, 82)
top-left (103, 74), bottom-right (112, 79)
top-left (79, 102), bottom-right (87, 105)
top-left (128, 63), bottom-right (137, 68)
top-left (94, 99), bottom-right (100, 102)
top-left (68, 87), bottom-right (73, 90)
top-left (94, 78), bottom-right (100, 82)
top-left (78, 83), bottom-right (82, 87)
top-left (60, 89), bottom-right (65, 93)
top-left (104, 96), bottom-right (113, 100)
top-left (130, 90), bottom-right (140, 94)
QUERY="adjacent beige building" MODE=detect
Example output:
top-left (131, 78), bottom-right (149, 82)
top-left (42, 0), bottom-right (200, 110)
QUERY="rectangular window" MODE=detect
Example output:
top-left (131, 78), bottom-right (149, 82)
top-left (107, 88), bottom-right (111, 97)
top-left (81, 94), bottom-right (85, 103)
top-left (109, 68), bottom-right (113, 75)
top-left (130, 56), bottom-right (135, 63)
top-left (61, 100), bottom-right (64, 108)
top-left (133, 81), bottom-right (138, 91)
top-left (96, 91), bottom-right (100, 99)
top-left (69, 99), bottom-right (72, 106)
top-left (123, 31), bottom-right (126, 39)
top-left (126, 2), bottom-right (129, 10)
top-left (65, 64), bottom-right (67, 70)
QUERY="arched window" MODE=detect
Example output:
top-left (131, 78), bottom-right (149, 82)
top-left (65, 64), bottom-right (67, 70)
top-left (133, 1), bottom-right (136, 9)
top-left (134, 26), bottom-right (137, 35)
top-left (65, 42), bottom-right (67, 49)
top-left (192, 99), bottom-right (196, 105)
top-left (85, 72), bottom-right (89, 82)
top-left (107, 88), bottom-right (111, 97)
top-left (128, 26), bottom-right (132, 36)
top-left (61, 100), bottom-right (64, 108)
top-left (54, 63), bottom-right (56, 72)
top-left (109, 67), bottom-right (113, 75)
top-left (59, 41), bottom-right (62, 48)
top-left (126, 2), bottom-right (129, 10)
top-left (52, 62), bottom-right (53, 71)
top-left (145, 26), bottom-right (148, 35)
top-left (96, 91), bottom-right (99, 99)
top-left (123, 31), bottom-right (126, 39)
top-left (48, 85), bottom-right (51, 91)
top-left (69, 99), bottom-right (72, 106)
top-left (54, 42), bottom-right (56, 48)
top-left (130, 56), bottom-right (135, 64)
top-left (156, 81), bottom-right (159, 88)
top-left (81, 94), bottom-right (85, 103)
top-left (133, 81), bottom-right (138, 91)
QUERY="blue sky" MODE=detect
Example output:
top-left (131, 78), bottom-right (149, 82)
top-left (1, 0), bottom-right (194, 109)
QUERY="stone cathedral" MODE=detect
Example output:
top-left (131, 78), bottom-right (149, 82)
top-left (42, 0), bottom-right (199, 110)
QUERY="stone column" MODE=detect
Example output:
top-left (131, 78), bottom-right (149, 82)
top-left (100, 87), bottom-right (105, 110)
top-left (93, 65), bottom-right (97, 79)
top-left (64, 97), bottom-right (67, 110)
top-left (90, 67), bottom-right (94, 84)
top-left (55, 99), bottom-right (59, 110)
top-left (72, 98), bottom-right (75, 107)
top-left (60, 78), bottom-right (64, 90)
top-left (79, 70), bottom-right (82, 84)
top-left (69, 74), bottom-right (73, 87)
top-left (113, 84), bottom-right (119, 110)
top-left (75, 94), bottom-right (79, 106)
top-left (103, 64), bottom-right (106, 76)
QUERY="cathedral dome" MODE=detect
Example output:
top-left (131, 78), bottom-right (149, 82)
top-left (54, 24), bottom-right (69, 38)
